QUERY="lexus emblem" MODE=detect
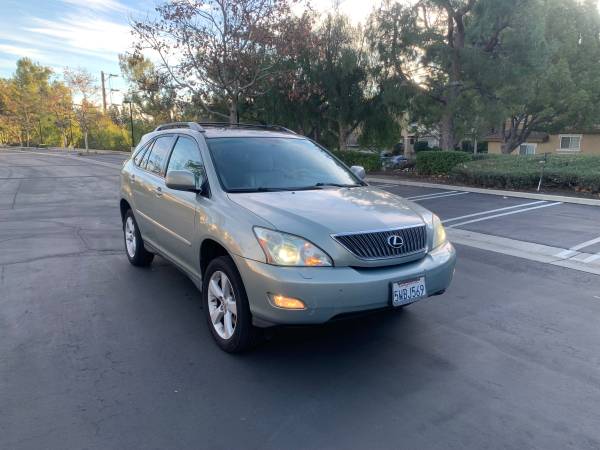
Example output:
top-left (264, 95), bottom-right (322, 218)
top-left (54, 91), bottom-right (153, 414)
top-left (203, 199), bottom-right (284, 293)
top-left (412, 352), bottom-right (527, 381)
top-left (387, 235), bottom-right (404, 249)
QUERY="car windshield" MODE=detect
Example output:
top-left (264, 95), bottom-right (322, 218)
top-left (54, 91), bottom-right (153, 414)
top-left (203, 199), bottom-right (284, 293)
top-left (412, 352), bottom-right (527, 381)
top-left (206, 137), bottom-right (362, 192)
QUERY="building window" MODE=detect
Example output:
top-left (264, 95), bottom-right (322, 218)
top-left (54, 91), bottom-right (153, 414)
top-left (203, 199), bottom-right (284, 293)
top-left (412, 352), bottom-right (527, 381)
top-left (559, 134), bottom-right (581, 151)
top-left (519, 143), bottom-right (536, 155)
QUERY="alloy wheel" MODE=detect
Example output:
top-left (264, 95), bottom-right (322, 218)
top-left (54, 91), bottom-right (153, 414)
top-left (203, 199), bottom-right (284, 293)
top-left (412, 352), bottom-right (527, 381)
top-left (207, 270), bottom-right (238, 340)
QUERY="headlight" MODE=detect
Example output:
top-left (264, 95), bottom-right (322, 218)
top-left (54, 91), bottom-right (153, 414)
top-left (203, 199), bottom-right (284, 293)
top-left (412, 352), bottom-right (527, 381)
top-left (254, 227), bottom-right (333, 267)
top-left (432, 214), bottom-right (447, 249)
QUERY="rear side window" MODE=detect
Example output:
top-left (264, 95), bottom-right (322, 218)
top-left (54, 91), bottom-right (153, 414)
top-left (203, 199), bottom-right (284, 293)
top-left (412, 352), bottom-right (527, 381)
top-left (133, 140), bottom-right (153, 166)
top-left (145, 135), bottom-right (175, 176)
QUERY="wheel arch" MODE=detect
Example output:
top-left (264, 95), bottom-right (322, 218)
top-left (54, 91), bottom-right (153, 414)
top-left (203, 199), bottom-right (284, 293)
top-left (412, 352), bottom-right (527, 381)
top-left (120, 198), bottom-right (131, 223)
top-left (200, 238), bottom-right (233, 277)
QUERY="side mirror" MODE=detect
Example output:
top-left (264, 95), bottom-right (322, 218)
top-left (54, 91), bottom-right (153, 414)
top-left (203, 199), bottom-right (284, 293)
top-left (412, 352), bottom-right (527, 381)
top-left (350, 165), bottom-right (366, 180)
top-left (166, 170), bottom-right (201, 193)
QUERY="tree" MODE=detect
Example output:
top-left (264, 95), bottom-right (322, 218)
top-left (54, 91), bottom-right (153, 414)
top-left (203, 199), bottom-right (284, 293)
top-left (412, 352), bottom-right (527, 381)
top-left (64, 67), bottom-right (98, 151)
top-left (131, 0), bottom-right (310, 123)
top-left (491, 0), bottom-right (600, 153)
top-left (11, 58), bottom-right (53, 146)
top-left (119, 53), bottom-right (177, 124)
top-left (47, 81), bottom-right (75, 147)
top-left (369, 0), bottom-right (532, 150)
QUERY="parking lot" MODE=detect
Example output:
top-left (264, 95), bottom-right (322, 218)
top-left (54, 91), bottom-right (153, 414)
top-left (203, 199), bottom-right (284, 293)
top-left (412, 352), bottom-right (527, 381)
top-left (2, 149), bottom-right (600, 449)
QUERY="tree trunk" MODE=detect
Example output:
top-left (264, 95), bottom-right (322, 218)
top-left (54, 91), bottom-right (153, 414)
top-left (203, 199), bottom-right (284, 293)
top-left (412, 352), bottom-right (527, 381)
top-left (501, 141), bottom-right (517, 154)
top-left (84, 131), bottom-right (89, 152)
top-left (338, 122), bottom-right (348, 151)
top-left (229, 97), bottom-right (238, 124)
top-left (439, 111), bottom-right (456, 150)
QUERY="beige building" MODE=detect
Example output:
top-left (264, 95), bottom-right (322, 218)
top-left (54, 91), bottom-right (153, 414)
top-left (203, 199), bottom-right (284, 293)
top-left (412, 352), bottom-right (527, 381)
top-left (486, 131), bottom-right (600, 155)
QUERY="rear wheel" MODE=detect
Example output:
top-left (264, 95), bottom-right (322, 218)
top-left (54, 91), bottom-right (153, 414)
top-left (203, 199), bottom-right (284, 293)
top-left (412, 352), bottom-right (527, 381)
top-left (123, 209), bottom-right (154, 267)
top-left (202, 256), bottom-right (257, 353)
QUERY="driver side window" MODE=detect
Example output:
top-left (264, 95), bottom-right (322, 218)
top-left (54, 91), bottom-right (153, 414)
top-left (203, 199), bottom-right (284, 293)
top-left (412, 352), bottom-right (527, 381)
top-left (167, 136), bottom-right (206, 187)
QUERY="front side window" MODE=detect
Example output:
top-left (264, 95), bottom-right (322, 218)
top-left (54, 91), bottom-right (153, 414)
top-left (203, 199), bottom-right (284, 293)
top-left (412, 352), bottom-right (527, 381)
top-left (145, 135), bottom-right (174, 176)
top-left (167, 136), bottom-right (206, 186)
top-left (206, 137), bottom-right (361, 192)
top-left (559, 135), bottom-right (581, 151)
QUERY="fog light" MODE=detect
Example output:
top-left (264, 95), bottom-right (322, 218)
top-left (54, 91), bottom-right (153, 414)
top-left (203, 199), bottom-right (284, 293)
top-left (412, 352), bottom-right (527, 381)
top-left (269, 294), bottom-right (306, 310)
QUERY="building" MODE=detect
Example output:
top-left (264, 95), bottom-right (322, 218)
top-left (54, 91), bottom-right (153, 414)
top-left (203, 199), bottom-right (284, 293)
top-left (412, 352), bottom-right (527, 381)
top-left (486, 131), bottom-right (600, 155)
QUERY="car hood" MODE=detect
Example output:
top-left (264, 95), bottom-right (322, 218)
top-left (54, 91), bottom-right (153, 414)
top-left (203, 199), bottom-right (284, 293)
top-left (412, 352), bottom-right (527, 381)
top-left (228, 186), bottom-right (427, 235)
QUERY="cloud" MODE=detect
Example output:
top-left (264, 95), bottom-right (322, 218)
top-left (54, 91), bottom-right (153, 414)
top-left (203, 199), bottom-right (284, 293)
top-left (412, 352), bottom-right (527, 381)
top-left (25, 14), bottom-right (133, 62)
top-left (60, 0), bottom-right (129, 13)
top-left (0, 43), bottom-right (44, 59)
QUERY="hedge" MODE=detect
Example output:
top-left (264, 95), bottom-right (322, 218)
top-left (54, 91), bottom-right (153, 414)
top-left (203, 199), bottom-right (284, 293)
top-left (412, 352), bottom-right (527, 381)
top-left (416, 151), bottom-right (472, 175)
top-left (451, 154), bottom-right (600, 193)
top-left (331, 150), bottom-right (380, 173)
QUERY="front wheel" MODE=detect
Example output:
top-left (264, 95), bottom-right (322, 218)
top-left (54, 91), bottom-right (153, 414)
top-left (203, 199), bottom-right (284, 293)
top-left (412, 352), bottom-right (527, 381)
top-left (123, 209), bottom-right (154, 267)
top-left (202, 256), bottom-right (257, 353)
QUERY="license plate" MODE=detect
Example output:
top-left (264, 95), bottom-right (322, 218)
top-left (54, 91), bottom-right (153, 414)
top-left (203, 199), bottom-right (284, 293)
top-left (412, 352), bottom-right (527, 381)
top-left (391, 277), bottom-right (427, 307)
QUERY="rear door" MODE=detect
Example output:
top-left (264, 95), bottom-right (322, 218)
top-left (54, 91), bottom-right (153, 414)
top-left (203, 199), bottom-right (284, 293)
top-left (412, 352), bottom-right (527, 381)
top-left (151, 135), bottom-right (206, 271)
top-left (131, 134), bottom-right (176, 244)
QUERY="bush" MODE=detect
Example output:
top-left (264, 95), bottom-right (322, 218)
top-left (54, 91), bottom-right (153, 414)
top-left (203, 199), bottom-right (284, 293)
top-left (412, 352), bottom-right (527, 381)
top-left (331, 149), bottom-right (380, 173)
top-left (413, 141), bottom-right (430, 153)
top-left (416, 151), bottom-right (473, 175)
top-left (451, 154), bottom-right (600, 193)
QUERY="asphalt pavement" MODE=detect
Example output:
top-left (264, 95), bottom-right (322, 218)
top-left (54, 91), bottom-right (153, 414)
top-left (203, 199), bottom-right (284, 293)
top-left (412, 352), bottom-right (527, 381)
top-left (2, 149), bottom-right (600, 450)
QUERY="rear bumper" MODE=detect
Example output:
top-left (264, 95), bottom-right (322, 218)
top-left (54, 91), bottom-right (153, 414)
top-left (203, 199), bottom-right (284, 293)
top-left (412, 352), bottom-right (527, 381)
top-left (232, 241), bottom-right (456, 327)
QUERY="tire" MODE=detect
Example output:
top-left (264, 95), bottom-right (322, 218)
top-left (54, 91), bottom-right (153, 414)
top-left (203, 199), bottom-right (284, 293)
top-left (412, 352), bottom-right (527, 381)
top-left (123, 209), bottom-right (154, 267)
top-left (202, 256), bottom-right (257, 353)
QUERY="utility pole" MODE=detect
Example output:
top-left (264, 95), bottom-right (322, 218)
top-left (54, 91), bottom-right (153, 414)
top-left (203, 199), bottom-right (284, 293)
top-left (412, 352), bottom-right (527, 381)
top-left (101, 71), bottom-right (107, 113)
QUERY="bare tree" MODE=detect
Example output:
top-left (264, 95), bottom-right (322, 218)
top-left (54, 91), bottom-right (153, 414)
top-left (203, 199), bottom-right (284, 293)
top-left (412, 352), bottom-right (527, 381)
top-left (131, 0), bottom-right (309, 123)
top-left (64, 67), bottom-right (98, 151)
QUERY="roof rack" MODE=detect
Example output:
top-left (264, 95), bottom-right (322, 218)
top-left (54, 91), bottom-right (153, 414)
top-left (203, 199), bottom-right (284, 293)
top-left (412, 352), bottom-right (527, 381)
top-left (154, 122), bottom-right (205, 132)
top-left (154, 121), bottom-right (297, 135)
top-left (197, 122), bottom-right (296, 134)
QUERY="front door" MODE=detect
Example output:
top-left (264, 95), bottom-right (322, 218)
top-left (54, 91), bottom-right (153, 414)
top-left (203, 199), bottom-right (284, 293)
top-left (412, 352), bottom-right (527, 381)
top-left (151, 135), bottom-right (206, 272)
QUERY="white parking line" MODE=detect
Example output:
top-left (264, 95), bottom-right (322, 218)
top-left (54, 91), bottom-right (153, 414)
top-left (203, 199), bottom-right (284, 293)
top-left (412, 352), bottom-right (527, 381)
top-left (447, 202), bottom-right (563, 228)
top-left (583, 254), bottom-right (600, 263)
top-left (442, 200), bottom-right (548, 224)
top-left (414, 192), bottom-right (470, 201)
top-left (406, 191), bottom-right (457, 200)
top-left (555, 236), bottom-right (600, 259)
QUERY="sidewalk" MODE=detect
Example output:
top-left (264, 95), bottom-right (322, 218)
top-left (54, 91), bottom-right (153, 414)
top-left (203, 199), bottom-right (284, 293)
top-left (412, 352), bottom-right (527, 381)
top-left (367, 175), bottom-right (600, 207)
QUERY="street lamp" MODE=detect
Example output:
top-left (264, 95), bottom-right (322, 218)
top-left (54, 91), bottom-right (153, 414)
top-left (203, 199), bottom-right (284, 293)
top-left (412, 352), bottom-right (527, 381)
top-left (123, 100), bottom-right (135, 150)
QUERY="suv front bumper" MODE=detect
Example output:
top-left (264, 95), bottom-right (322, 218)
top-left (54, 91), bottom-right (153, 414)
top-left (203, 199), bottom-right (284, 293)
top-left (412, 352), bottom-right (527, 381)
top-left (233, 241), bottom-right (456, 327)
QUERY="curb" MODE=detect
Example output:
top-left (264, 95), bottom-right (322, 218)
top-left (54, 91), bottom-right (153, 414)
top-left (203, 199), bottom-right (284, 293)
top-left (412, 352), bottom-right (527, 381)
top-left (367, 175), bottom-right (600, 207)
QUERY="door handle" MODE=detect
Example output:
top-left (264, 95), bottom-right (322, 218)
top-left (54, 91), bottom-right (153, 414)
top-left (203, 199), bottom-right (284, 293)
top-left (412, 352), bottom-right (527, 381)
top-left (155, 186), bottom-right (163, 197)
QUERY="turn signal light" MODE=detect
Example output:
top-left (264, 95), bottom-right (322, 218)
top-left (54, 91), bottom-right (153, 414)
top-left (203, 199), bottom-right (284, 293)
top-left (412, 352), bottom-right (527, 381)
top-left (269, 294), bottom-right (306, 310)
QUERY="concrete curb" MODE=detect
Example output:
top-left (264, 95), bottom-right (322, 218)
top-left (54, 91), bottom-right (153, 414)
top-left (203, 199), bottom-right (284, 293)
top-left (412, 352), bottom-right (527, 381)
top-left (367, 175), bottom-right (600, 207)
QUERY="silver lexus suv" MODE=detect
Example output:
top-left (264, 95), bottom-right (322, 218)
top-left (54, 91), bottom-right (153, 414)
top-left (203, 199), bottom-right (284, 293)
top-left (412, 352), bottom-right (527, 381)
top-left (120, 122), bottom-right (456, 352)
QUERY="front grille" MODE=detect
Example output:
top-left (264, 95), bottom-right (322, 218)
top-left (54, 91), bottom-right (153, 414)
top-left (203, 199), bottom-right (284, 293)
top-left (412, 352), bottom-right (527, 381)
top-left (333, 225), bottom-right (427, 260)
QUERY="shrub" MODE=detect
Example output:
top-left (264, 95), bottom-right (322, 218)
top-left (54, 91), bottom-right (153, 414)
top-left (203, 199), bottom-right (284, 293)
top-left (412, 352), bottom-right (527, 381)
top-left (413, 141), bottom-right (430, 153)
top-left (331, 150), bottom-right (380, 173)
top-left (451, 154), bottom-right (600, 193)
top-left (416, 151), bottom-right (472, 175)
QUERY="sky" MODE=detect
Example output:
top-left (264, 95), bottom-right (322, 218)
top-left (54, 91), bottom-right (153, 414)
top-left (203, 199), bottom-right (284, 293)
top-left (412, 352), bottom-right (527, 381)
top-left (0, 0), bottom-right (381, 105)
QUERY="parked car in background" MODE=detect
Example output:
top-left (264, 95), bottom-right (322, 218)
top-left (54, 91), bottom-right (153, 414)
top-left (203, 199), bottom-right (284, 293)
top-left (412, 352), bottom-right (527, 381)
top-left (381, 151), bottom-right (409, 170)
top-left (120, 122), bottom-right (456, 352)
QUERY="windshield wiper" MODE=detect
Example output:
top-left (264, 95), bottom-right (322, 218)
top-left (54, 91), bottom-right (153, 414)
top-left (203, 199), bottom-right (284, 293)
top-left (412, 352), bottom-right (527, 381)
top-left (315, 182), bottom-right (361, 188)
top-left (228, 186), bottom-right (322, 193)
